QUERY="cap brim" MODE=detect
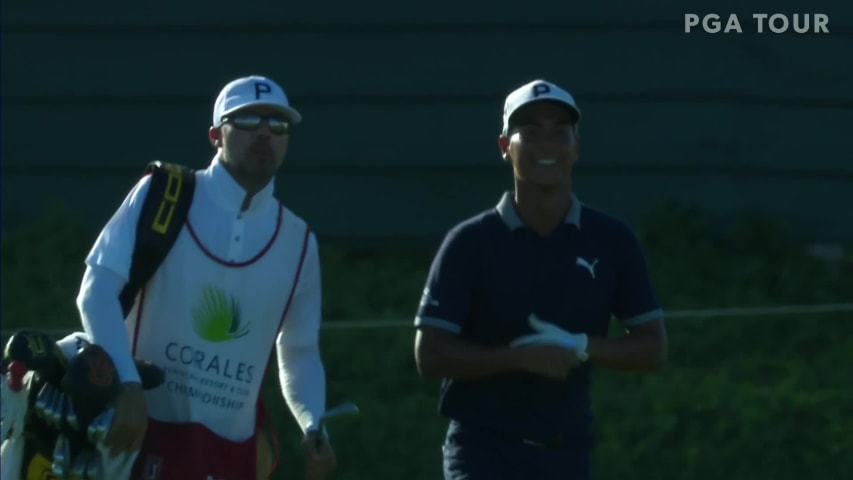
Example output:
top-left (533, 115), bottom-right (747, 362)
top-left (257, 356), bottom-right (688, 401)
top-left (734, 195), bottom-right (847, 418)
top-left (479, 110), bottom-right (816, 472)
top-left (512, 98), bottom-right (581, 123)
top-left (219, 101), bottom-right (303, 125)
top-left (503, 98), bottom-right (581, 134)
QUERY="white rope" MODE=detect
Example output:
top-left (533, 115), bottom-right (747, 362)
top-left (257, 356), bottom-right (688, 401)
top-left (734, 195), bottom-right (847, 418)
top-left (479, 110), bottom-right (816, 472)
top-left (323, 302), bottom-right (853, 329)
top-left (655, 302), bottom-right (853, 318)
top-left (3, 303), bottom-right (850, 338)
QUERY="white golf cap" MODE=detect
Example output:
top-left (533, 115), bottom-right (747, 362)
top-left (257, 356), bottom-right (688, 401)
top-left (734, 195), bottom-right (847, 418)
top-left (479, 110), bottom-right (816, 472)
top-left (502, 79), bottom-right (581, 133)
top-left (212, 75), bottom-right (302, 127)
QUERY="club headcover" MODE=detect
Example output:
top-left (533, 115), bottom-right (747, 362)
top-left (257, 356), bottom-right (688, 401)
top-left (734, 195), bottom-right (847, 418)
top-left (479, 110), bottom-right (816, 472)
top-left (3, 331), bottom-right (68, 386)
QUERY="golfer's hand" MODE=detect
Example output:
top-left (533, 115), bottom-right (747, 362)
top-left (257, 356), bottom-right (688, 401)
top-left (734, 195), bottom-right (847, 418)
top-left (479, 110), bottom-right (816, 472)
top-left (103, 382), bottom-right (147, 457)
top-left (514, 343), bottom-right (580, 381)
top-left (302, 430), bottom-right (337, 479)
top-left (511, 314), bottom-right (590, 362)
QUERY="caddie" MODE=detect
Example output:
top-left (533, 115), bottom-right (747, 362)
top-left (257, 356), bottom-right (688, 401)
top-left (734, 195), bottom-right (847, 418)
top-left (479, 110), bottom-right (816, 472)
top-left (74, 75), bottom-right (337, 480)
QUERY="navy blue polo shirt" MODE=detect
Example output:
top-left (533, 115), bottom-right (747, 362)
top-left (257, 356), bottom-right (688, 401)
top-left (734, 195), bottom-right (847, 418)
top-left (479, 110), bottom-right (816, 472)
top-left (415, 192), bottom-right (662, 446)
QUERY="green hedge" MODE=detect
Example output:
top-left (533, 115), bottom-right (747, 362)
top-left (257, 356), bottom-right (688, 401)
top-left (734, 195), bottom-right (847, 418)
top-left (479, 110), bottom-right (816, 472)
top-left (2, 203), bottom-right (852, 479)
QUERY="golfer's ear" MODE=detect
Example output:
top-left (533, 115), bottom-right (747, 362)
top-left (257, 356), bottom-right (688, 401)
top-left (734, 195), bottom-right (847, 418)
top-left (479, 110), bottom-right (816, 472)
top-left (498, 135), bottom-right (510, 163)
top-left (209, 127), bottom-right (222, 148)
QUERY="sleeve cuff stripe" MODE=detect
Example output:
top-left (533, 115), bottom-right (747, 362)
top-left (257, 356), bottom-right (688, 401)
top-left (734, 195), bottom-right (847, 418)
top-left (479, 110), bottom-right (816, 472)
top-left (620, 308), bottom-right (664, 327)
top-left (414, 316), bottom-right (462, 335)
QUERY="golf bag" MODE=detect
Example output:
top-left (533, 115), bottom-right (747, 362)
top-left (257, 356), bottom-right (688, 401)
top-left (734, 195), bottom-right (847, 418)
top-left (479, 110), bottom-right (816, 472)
top-left (1, 331), bottom-right (165, 480)
top-left (1, 161), bottom-right (195, 480)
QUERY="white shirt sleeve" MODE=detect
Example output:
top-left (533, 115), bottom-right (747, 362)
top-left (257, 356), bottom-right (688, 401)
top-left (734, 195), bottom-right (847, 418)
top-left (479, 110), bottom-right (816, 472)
top-left (75, 175), bottom-right (151, 383)
top-left (277, 231), bottom-right (321, 347)
top-left (85, 175), bottom-right (151, 281)
top-left (276, 344), bottom-right (326, 433)
top-left (76, 264), bottom-right (141, 383)
top-left (275, 231), bottom-right (326, 432)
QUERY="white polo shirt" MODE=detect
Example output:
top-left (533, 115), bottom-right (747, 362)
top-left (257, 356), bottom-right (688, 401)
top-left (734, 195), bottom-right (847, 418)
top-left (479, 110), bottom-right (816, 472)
top-left (83, 155), bottom-right (321, 441)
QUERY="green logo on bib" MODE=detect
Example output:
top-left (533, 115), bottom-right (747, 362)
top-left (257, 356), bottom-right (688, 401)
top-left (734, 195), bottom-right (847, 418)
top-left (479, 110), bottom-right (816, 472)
top-left (192, 286), bottom-right (249, 342)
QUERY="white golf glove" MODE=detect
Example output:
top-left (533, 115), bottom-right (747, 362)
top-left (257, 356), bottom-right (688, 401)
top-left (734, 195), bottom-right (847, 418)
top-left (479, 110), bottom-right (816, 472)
top-left (509, 314), bottom-right (589, 362)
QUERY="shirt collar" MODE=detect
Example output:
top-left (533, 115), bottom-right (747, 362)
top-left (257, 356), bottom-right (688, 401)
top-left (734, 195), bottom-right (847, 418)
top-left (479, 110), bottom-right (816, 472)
top-left (200, 153), bottom-right (275, 214)
top-left (496, 191), bottom-right (582, 230)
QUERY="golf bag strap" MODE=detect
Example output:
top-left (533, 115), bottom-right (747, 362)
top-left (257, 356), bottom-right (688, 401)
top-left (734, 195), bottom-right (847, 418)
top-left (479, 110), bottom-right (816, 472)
top-left (119, 161), bottom-right (196, 317)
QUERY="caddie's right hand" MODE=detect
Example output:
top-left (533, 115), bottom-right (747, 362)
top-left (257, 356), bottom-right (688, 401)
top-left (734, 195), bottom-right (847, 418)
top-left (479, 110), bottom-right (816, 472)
top-left (512, 343), bottom-right (580, 381)
top-left (103, 381), bottom-right (148, 457)
top-left (302, 429), bottom-right (337, 479)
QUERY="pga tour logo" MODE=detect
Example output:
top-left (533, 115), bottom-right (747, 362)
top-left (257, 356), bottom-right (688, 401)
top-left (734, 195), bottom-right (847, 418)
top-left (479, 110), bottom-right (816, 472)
top-left (685, 13), bottom-right (830, 33)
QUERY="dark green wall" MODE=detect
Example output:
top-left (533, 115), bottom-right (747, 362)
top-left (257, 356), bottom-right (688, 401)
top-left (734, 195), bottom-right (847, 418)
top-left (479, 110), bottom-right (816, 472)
top-left (2, 1), bottom-right (852, 242)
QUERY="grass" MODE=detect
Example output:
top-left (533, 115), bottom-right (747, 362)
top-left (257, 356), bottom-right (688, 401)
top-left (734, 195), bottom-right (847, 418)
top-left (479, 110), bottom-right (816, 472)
top-left (2, 203), bottom-right (852, 479)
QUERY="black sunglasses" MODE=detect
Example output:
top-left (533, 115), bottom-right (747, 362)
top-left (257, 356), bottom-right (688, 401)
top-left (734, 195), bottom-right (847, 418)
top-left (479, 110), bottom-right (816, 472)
top-left (222, 113), bottom-right (291, 135)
